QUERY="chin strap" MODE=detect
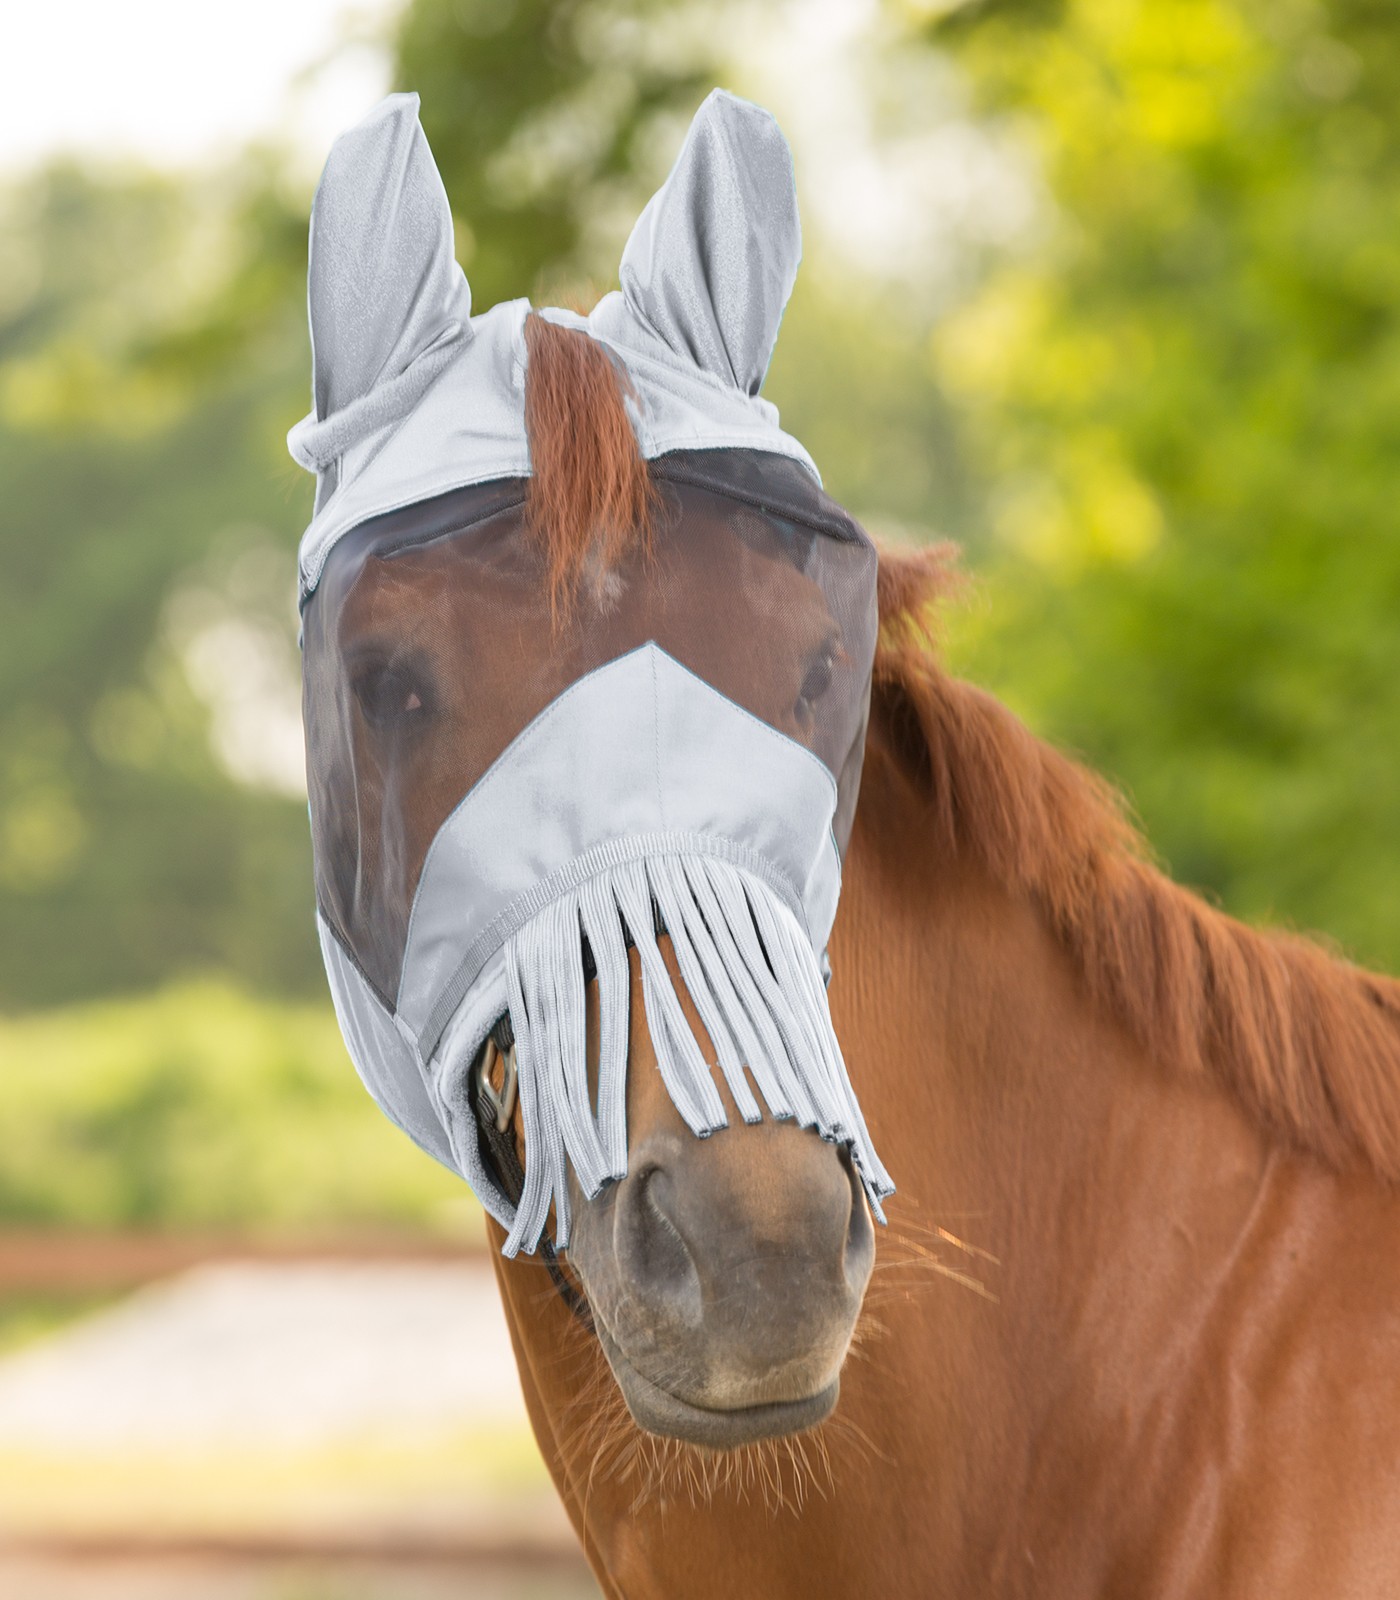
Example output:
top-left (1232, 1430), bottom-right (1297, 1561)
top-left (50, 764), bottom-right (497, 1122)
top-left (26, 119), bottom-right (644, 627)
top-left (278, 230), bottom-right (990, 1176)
top-left (468, 1015), bottom-right (593, 1328)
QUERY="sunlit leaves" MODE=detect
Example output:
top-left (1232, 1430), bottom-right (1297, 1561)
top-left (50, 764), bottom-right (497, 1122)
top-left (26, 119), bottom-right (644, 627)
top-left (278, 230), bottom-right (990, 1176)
top-left (932, 0), bottom-right (1400, 970)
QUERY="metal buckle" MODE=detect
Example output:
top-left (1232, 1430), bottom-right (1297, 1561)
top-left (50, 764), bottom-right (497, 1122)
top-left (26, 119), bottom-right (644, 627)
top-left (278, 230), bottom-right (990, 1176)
top-left (476, 1037), bottom-right (518, 1133)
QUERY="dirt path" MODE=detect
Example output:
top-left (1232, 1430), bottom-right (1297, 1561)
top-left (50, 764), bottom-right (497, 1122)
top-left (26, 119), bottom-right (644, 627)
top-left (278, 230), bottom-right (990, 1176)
top-left (0, 1260), bottom-right (527, 1448)
top-left (0, 1259), bottom-right (592, 1588)
top-left (0, 1551), bottom-right (599, 1600)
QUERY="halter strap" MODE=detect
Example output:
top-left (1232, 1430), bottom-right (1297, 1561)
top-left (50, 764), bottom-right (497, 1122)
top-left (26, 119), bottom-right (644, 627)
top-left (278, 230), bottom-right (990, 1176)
top-left (468, 1016), bottom-right (592, 1326)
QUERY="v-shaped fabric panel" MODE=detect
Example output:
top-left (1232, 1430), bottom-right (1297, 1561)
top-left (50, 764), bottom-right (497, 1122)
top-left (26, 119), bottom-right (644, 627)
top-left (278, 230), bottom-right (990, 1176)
top-left (397, 642), bottom-right (842, 1060)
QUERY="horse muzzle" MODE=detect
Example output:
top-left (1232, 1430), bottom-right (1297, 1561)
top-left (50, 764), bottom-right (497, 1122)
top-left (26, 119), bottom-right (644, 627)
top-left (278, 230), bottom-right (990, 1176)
top-left (567, 1117), bottom-right (875, 1448)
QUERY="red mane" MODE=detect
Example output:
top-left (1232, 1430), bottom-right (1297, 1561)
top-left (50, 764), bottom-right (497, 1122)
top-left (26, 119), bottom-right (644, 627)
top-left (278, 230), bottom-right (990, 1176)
top-left (874, 546), bottom-right (1400, 1180)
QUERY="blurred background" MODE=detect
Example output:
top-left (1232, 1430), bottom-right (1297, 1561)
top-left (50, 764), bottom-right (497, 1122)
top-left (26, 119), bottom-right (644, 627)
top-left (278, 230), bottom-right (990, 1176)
top-left (2, 0), bottom-right (1397, 1592)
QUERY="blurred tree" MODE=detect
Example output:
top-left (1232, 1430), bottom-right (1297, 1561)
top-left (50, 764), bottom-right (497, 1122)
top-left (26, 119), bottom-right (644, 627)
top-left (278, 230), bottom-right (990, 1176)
top-left (0, 983), bottom-right (463, 1232)
top-left (0, 163), bottom-right (320, 1005)
top-left (923, 0), bottom-right (1400, 970)
top-left (395, 0), bottom-right (719, 309)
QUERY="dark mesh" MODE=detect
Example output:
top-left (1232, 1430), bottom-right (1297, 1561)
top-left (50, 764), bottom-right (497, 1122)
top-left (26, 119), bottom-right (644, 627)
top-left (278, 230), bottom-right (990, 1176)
top-left (302, 448), bottom-right (878, 1005)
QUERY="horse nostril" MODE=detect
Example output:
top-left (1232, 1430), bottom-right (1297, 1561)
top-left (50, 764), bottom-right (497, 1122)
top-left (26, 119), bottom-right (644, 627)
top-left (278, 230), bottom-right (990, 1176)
top-left (844, 1160), bottom-right (876, 1296)
top-left (615, 1159), bottom-right (701, 1315)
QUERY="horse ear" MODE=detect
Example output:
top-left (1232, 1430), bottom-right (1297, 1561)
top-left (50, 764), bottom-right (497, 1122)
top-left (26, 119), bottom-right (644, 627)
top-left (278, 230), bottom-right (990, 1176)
top-left (618, 90), bottom-right (800, 397)
top-left (290, 93), bottom-right (472, 491)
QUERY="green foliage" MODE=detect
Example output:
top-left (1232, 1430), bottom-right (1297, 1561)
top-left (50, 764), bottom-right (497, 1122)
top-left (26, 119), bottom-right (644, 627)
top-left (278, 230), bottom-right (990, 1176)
top-left (765, 270), bottom-right (978, 541)
top-left (0, 162), bottom-right (321, 1005)
top-left (929, 0), bottom-right (1400, 969)
top-left (0, 983), bottom-right (467, 1232)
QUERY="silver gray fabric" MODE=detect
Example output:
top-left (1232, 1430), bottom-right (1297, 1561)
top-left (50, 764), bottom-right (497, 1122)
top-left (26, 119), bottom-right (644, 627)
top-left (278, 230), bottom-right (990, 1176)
top-left (613, 90), bottom-right (798, 395)
top-left (317, 914), bottom-right (454, 1169)
top-left (288, 95), bottom-right (473, 513)
top-left (490, 849), bottom-right (890, 1255)
top-left (292, 89), bottom-right (815, 601)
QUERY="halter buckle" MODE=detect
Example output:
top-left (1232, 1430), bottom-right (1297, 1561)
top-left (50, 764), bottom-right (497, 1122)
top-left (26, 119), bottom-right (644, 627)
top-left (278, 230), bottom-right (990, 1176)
top-left (476, 1037), bottom-right (518, 1133)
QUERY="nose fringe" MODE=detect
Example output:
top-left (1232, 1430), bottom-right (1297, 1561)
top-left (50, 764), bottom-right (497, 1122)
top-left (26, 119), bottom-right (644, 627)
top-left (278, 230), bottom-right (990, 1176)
top-left (496, 853), bottom-right (894, 1258)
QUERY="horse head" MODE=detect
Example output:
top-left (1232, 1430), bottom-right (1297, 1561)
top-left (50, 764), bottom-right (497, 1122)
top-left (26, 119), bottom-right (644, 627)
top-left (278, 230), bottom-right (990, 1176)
top-left (293, 90), bottom-right (891, 1452)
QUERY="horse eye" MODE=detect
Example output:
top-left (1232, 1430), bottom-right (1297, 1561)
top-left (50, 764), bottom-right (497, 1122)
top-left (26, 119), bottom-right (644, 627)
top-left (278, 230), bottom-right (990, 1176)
top-left (795, 638), bottom-right (842, 726)
top-left (353, 663), bottom-right (431, 730)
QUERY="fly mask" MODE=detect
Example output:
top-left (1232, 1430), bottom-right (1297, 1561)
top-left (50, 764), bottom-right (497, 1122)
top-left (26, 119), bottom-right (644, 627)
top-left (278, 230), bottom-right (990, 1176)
top-left (292, 89), bottom-right (894, 1259)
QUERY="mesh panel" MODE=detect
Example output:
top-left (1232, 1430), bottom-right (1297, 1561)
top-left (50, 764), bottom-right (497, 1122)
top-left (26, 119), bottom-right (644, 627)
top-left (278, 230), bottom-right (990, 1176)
top-left (302, 448), bottom-right (878, 1008)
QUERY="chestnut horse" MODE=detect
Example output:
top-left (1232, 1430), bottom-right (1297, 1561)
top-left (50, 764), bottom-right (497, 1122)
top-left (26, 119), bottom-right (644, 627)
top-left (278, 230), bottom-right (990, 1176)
top-left (321, 316), bottom-right (1400, 1596)
top-left (505, 541), bottom-right (1400, 1594)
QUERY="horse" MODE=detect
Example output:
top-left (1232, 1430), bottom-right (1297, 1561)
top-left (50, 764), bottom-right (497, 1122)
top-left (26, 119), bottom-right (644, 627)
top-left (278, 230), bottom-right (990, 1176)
top-left (308, 310), bottom-right (1400, 1597)
top-left (298, 96), bottom-right (1400, 1600)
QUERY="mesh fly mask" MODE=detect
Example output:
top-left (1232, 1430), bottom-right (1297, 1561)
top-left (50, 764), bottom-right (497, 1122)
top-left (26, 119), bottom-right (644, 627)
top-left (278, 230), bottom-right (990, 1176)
top-left (293, 90), bottom-right (894, 1258)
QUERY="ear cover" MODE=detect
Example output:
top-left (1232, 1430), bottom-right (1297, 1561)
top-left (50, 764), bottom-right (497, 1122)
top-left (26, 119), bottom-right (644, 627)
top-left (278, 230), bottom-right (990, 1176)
top-left (288, 93), bottom-right (473, 500)
top-left (291, 88), bottom-right (822, 599)
top-left (619, 89), bottom-right (800, 397)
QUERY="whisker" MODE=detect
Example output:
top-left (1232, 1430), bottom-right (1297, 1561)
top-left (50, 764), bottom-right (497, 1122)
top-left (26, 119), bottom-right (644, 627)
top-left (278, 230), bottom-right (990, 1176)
top-left (869, 1229), bottom-right (1000, 1302)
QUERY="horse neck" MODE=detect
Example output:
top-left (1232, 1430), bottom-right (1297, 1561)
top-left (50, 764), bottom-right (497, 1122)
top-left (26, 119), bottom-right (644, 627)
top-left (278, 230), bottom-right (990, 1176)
top-left (830, 719), bottom-right (1282, 1569)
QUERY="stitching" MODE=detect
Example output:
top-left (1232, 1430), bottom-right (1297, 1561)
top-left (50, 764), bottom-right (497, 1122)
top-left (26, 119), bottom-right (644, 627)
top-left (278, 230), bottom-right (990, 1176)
top-left (652, 647), bottom-right (665, 831)
top-left (317, 902), bottom-right (397, 1015)
top-left (398, 645), bottom-right (669, 973)
top-left (373, 493), bottom-right (526, 562)
top-left (649, 457), bottom-right (868, 547)
top-left (300, 454), bottom-right (535, 600)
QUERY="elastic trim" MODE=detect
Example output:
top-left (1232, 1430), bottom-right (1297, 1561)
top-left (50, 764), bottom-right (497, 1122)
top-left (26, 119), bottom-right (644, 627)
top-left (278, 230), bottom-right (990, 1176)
top-left (649, 455), bottom-right (868, 547)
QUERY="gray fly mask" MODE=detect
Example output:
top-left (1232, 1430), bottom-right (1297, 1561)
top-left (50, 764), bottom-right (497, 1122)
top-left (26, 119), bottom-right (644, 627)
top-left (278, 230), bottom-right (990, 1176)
top-left (292, 90), bottom-right (894, 1258)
